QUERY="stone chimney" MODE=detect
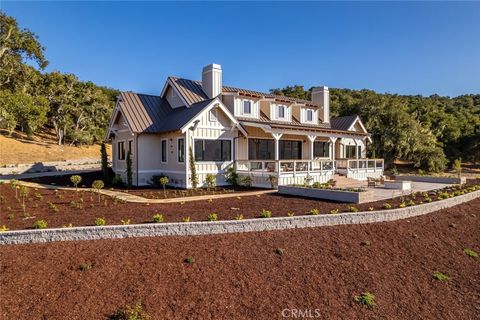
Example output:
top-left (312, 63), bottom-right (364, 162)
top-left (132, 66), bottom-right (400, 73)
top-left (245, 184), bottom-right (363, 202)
top-left (202, 64), bottom-right (222, 99)
top-left (311, 86), bottom-right (329, 123)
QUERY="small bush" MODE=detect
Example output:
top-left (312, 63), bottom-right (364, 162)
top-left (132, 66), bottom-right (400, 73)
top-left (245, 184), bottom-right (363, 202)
top-left (287, 212), bottom-right (295, 217)
top-left (464, 248), bottom-right (478, 258)
top-left (70, 175), bottom-right (82, 189)
top-left (182, 216), bottom-right (191, 223)
top-left (110, 302), bottom-right (150, 320)
top-left (407, 200), bottom-right (416, 206)
top-left (276, 248), bottom-right (285, 256)
top-left (354, 292), bottom-right (375, 308)
top-left (62, 223), bottom-right (73, 228)
top-left (368, 207), bottom-right (374, 211)
top-left (121, 219), bottom-right (131, 225)
top-left (399, 202), bottom-right (407, 208)
top-left (239, 175), bottom-right (252, 187)
top-left (329, 209), bottom-right (339, 214)
top-left (348, 206), bottom-right (358, 212)
top-left (360, 240), bottom-right (371, 246)
top-left (207, 213), bottom-right (218, 221)
top-left (260, 209), bottom-right (272, 218)
top-left (184, 257), bottom-right (195, 265)
top-left (152, 214), bottom-right (164, 223)
top-left (234, 214), bottom-right (244, 220)
top-left (309, 208), bottom-right (320, 215)
top-left (0, 225), bottom-right (9, 232)
top-left (80, 262), bottom-right (92, 272)
top-left (95, 217), bottom-right (106, 226)
top-left (382, 203), bottom-right (392, 209)
top-left (432, 271), bottom-right (450, 281)
top-left (33, 220), bottom-right (48, 229)
top-left (204, 173), bottom-right (217, 189)
top-left (47, 201), bottom-right (59, 213)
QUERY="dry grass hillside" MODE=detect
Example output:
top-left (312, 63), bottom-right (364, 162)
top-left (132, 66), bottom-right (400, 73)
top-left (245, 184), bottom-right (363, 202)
top-left (0, 130), bottom-right (111, 165)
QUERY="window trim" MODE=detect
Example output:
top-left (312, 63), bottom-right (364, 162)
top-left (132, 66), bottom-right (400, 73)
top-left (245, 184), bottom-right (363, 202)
top-left (117, 141), bottom-right (125, 161)
top-left (306, 109), bottom-right (314, 122)
top-left (242, 99), bottom-right (252, 115)
top-left (177, 137), bottom-right (185, 163)
top-left (161, 139), bottom-right (168, 163)
top-left (193, 138), bottom-right (233, 162)
top-left (278, 105), bottom-right (286, 119)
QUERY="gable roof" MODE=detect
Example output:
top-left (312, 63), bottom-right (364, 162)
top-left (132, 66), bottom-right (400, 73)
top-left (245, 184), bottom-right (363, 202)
top-left (330, 115), bottom-right (359, 131)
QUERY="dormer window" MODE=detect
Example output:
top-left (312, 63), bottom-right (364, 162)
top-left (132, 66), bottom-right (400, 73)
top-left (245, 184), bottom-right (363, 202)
top-left (278, 105), bottom-right (285, 118)
top-left (243, 100), bottom-right (252, 114)
top-left (307, 109), bottom-right (313, 122)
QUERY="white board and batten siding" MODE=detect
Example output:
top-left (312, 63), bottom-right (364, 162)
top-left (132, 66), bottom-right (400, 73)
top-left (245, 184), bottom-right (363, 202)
top-left (187, 106), bottom-right (239, 188)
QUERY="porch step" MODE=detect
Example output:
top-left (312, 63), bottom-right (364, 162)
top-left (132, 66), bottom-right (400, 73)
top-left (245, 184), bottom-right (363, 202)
top-left (330, 174), bottom-right (365, 188)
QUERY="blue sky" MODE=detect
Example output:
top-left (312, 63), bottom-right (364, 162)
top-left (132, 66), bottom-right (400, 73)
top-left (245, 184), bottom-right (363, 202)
top-left (2, 1), bottom-right (480, 97)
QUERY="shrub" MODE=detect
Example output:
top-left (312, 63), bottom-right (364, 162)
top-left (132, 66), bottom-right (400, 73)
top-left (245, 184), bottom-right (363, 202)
top-left (80, 262), bottom-right (92, 272)
top-left (111, 174), bottom-right (124, 187)
top-left (189, 147), bottom-right (198, 188)
top-left (390, 166), bottom-right (398, 176)
top-left (95, 217), bottom-right (106, 226)
top-left (207, 213), bottom-right (218, 221)
top-left (34, 192), bottom-right (43, 200)
top-left (407, 200), bottom-right (416, 206)
top-left (361, 240), bottom-right (371, 246)
top-left (382, 203), bottom-right (392, 209)
top-left (182, 216), bottom-right (191, 223)
top-left (432, 271), bottom-right (450, 281)
top-left (453, 158), bottom-right (462, 177)
top-left (261, 209), bottom-right (272, 218)
top-left (348, 206), bottom-right (359, 212)
top-left (329, 209), bottom-right (339, 214)
top-left (70, 175), bottom-right (82, 190)
top-left (205, 174), bottom-right (217, 190)
top-left (276, 248), bottom-right (285, 256)
top-left (266, 175), bottom-right (277, 188)
top-left (309, 208), bottom-right (320, 215)
top-left (62, 223), bottom-right (73, 228)
top-left (101, 142), bottom-right (109, 182)
top-left (184, 257), bottom-right (195, 265)
top-left (368, 207), bottom-right (374, 211)
top-left (92, 180), bottom-right (104, 202)
top-left (152, 214), bottom-right (164, 223)
top-left (224, 167), bottom-right (238, 186)
top-left (126, 150), bottom-right (133, 188)
top-left (33, 220), bottom-right (48, 229)
top-left (287, 212), bottom-right (295, 217)
top-left (354, 292), bottom-right (375, 308)
top-left (121, 219), bottom-right (131, 225)
top-left (399, 202), bottom-right (407, 208)
top-left (239, 175), bottom-right (252, 187)
top-left (464, 248), bottom-right (478, 258)
top-left (159, 176), bottom-right (169, 197)
top-left (110, 302), bottom-right (151, 320)
top-left (235, 214), bottom-right (244, 220)
top-left (0, 225), bottom-right (9, 232)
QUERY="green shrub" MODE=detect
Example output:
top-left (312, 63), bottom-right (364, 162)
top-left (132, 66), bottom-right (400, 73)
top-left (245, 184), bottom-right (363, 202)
top-left (184, 257), bottom-right (195, 265)
top-left (204, 174), bottom-right (217, 190)
top-left (80, 262), bottom-right (92, 272)
top-left (152, 214), bottom-right (164, 223)
top-left (95, 217), bottom-right (106, 226)
top-left (110, 302), bottom-right (150, 320)
top-left (368, 207), bottom-right (374, 211)
top-left (399, 202), bottom-right (406, 208)
top-left (234, 214), bottom-right (244, 220)
top-left (0, 225), bottom-right (9, 232)
top-left (207, 213), bottom-right (218, 221)
top-left (348, 206), bottom-right (358, 212)
top-left (159, 176), bottom-right (169, 196)
top-left (464, 248), bottom-right (478, 258)
top-left (382, 203), bottom-right (392, 209)
top-left (224, 167), bottom-right (239, 186)
top-left (47, 201), bottom-right (59, 213)
top-left (182, 216), bottom-right (191, 223)
top-left (287, 212), bottom-right (295, 217)
top-left (121, 219), bottom-right (131, 225)
top-left (407, 200), bottom-right (416, 206)
top-left (329, 209), bottom-right (339, 214)
top-left (70, 175), bottom-right (82, 190)
top-left (309, 208), bottom-right (320, 215)
top-left (33, 220), bottom-right (48, 229)
top-left (260, 209), bottom-right (272, 218)
top-left (354, 292), bottom-right (375, 308)
top-left (239, 175), bottom-right (252, 187)
top-left (432, 271), bottom-right (450, 281)
top-left (92, 180), bottom-right (104, 202)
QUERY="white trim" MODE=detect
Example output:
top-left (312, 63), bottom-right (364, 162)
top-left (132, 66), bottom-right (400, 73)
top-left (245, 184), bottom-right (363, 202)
top-left (138, 169), bottom-right (185, 174)
top-left (347, 116), bottom-right (368, 134)
top-left (160, 78), bottom-right (190, 107)
top-left (160, 138), bottom-right (168, 163)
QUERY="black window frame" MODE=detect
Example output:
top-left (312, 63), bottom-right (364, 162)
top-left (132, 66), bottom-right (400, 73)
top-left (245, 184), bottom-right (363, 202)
top-left (118, 141), bottom-right (125, 160)
top-left (345, 145), bottom-right (357, 159)
top-left (313, 141), bottom-right (330, 158)
top-left (248, 139), bottom-right (275, 160)
top-left (194, 139), bottom-right (232, 162)
top-left (279, 140), bottom-right (302, 160)
top-left (161, 140), bottom-right (167, 163)
top-left (178, 138), bottom-right (185, 163)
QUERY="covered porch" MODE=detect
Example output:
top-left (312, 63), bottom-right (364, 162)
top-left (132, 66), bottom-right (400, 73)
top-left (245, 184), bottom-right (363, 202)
top-left (234, 123), bottom-right (384, 188)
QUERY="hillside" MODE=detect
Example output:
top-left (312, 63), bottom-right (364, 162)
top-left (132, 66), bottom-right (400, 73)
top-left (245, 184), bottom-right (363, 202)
top-left (0, 130), bottom-right (111, 165)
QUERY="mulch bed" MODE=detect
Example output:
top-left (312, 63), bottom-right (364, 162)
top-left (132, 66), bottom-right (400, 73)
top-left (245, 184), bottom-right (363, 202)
top-left (1, 181), bottom-right (479, 231)
top-left (1, 198), bottom-right (479, 319)
top-left (22, 171), bottom-right (264, 199)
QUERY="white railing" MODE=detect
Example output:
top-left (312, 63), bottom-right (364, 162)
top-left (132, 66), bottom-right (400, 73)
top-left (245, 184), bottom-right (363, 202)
top-left (346, 159), bottom-right (384, 170)
top-left (235, 159), bottom-right (335, 176)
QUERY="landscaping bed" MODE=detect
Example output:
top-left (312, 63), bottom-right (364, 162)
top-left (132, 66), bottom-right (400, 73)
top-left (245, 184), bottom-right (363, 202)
top-left (1, 198), bottom-right (479, 319)
top-left (21, 170), bottom-right (261, 199)
top-left (278, 185), bottom-right (374, 203)
top-left (1, 181), bottom-right (479, 231)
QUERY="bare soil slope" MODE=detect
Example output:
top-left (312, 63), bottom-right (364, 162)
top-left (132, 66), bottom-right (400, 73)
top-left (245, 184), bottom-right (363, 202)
top-left (0, 130), bottom-right (111, 165)
top-left (1, 199), bottom-right (479, 319)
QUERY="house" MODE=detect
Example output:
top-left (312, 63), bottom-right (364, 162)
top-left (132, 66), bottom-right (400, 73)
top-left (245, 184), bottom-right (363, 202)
top-left (106, 64), bottom-right (383, 188)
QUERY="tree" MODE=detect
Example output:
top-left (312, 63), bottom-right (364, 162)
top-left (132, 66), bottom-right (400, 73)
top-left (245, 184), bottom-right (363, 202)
top-left (101, 142), bottom-right (109, 182)
top-left (159, 176), bottom-right (169, 197)
top-left (91, 180), bottom-right (104, 202)
top-left (189, 146), bottom-right (198, 189)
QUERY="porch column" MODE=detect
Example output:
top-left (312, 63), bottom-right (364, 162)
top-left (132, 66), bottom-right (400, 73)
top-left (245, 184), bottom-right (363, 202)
top-left (329, 137), bottom-right (337, 171)
top-left (354, 138), bottom-right (360, 170)
top-left (307, 135), bottom-right (316, 160)
top-left (271, 133), bottom-right (283, 173)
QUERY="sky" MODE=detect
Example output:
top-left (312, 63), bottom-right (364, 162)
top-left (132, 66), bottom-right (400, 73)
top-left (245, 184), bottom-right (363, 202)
top-left (2, 1), bottom-right (480, 97)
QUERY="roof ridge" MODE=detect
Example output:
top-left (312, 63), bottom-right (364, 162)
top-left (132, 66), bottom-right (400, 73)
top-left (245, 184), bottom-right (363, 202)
top-left (121, 91), bottom-right (160, 98)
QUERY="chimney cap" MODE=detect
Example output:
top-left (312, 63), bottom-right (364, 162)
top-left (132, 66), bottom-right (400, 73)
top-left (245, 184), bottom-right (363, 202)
top-left (312, 86), bottom-right (329, 92)
top-left (202, 63), bottom-right (222, 72)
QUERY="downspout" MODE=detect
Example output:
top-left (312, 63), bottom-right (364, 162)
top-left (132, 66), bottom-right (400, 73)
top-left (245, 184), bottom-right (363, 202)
top-left (135, 134), bottom-right (139, 186)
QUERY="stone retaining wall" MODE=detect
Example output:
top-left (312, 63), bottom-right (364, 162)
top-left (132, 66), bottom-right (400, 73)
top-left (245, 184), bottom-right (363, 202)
top-left (395, 175), bottom-right (466, 185)
top-left (0, 158), bottom-right (104, 175)
top-left (278, 186), bottom-right (374, 203)
top-left (1, 190), bottom-right (479, 245)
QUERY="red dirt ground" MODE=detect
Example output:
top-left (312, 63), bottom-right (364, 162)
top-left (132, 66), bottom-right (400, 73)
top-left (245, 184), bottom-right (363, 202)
top-left (1, 198), bottom-right (479, 319)
top-left (1, 182), bottom-right (478, 231)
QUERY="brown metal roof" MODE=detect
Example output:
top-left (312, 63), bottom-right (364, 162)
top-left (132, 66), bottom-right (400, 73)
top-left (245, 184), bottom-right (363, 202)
top-left (330, 115), bottom-right (359, 131)
top-left (169, 77), bottom-right (319, 107)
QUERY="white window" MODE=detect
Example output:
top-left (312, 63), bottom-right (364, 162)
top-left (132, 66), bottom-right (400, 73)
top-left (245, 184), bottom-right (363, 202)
top-left (307, 109), bottom-right (313, 122)
top-left (243, 100), bottom-right (252, 114)
top-left (209, 108), bottom-right (218, 122)
top-left (278, 105), bottom-right (285, 118)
